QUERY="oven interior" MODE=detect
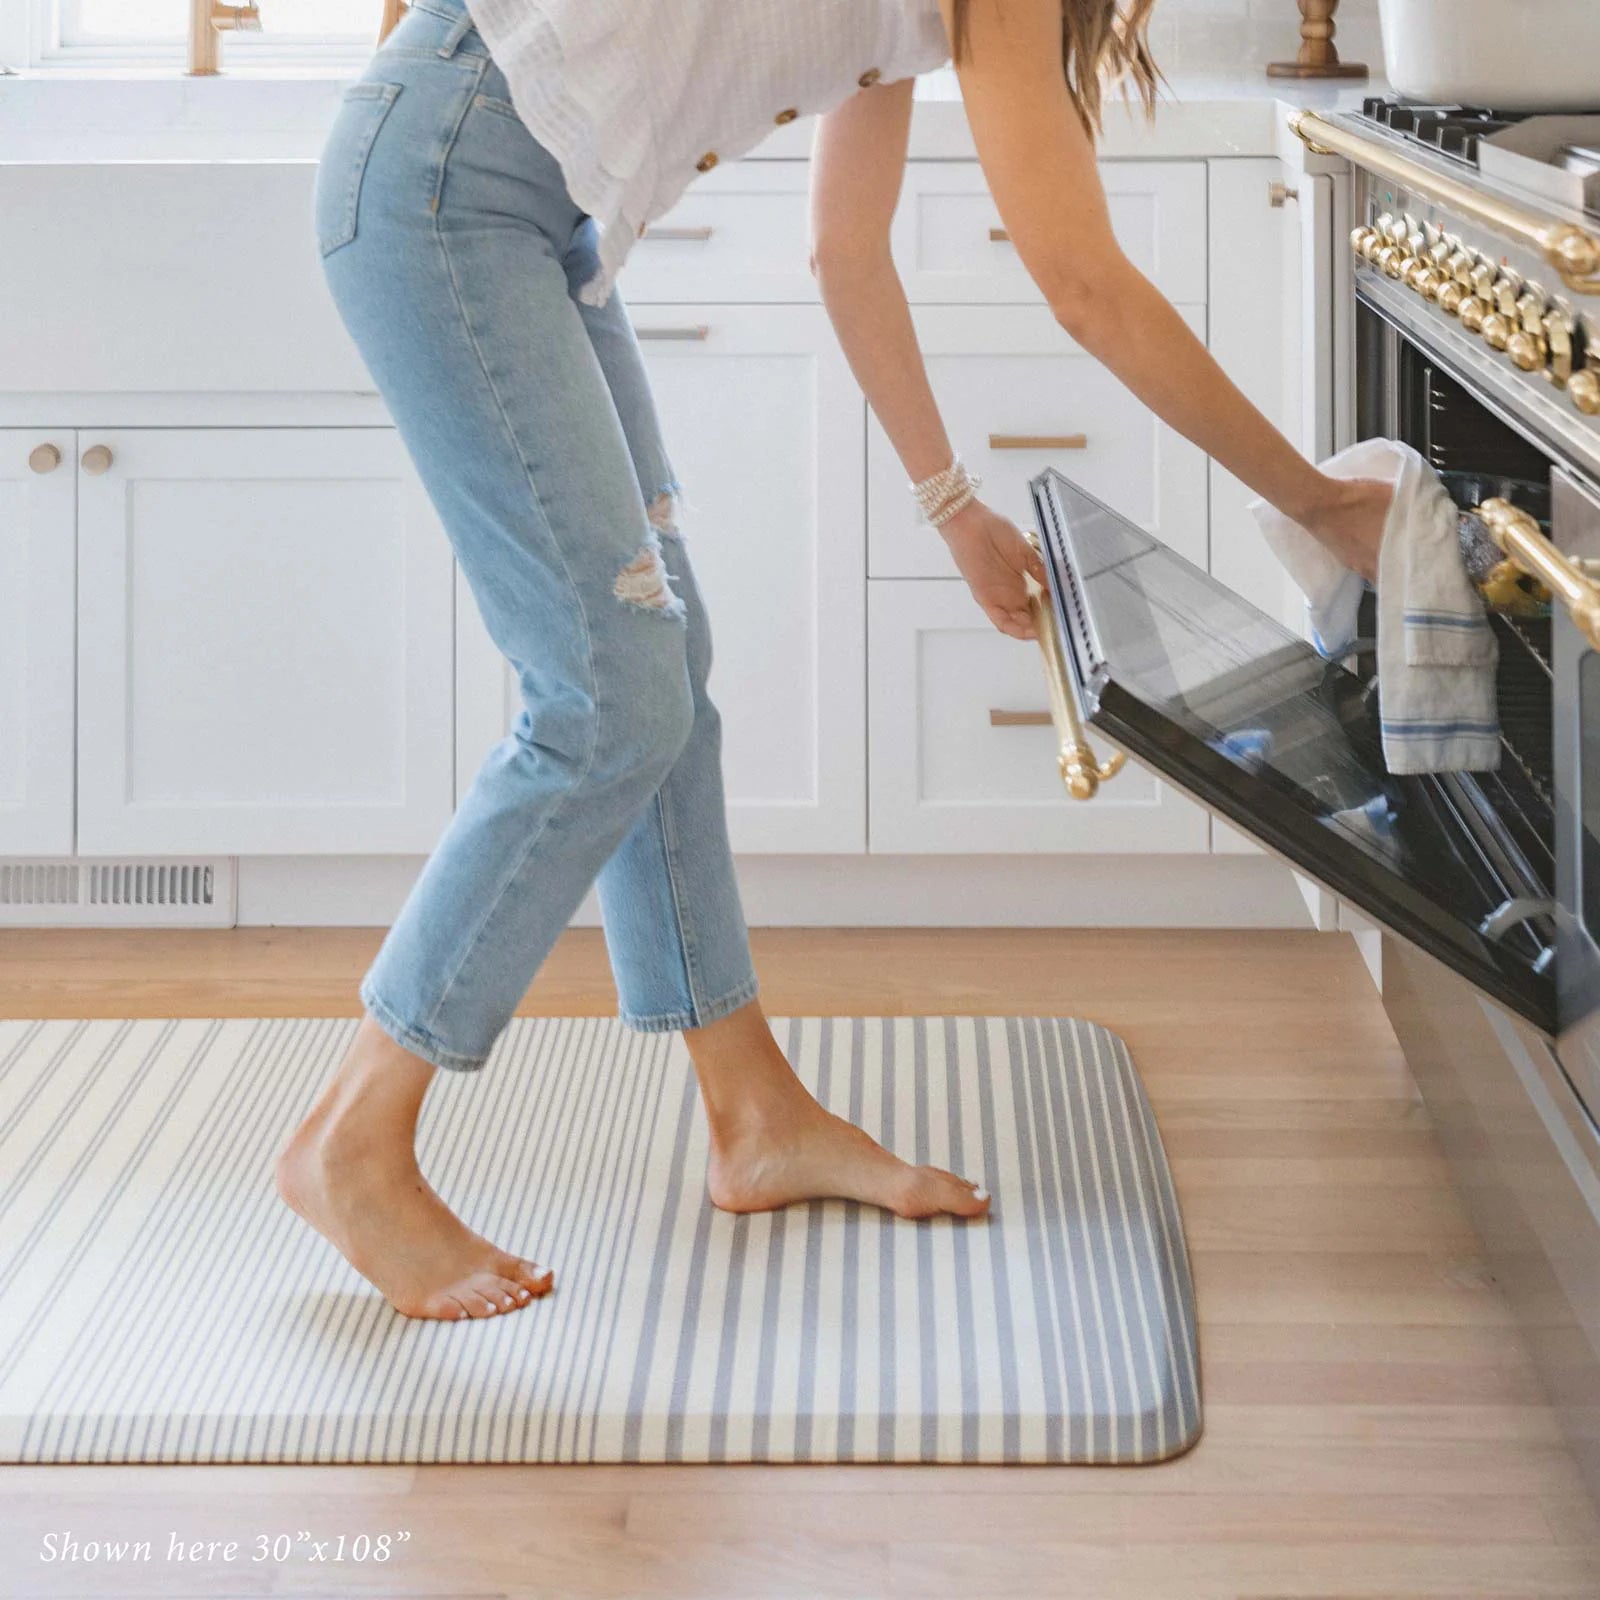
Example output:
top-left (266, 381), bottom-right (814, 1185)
top-left (1355, 304), bottom-right (1558, 961)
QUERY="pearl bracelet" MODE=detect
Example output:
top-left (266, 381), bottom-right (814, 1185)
top-left (910, 457), bottom-right (982, 528)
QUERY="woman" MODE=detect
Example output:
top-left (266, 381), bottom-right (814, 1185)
top-left (277, 0), bottom-right (1391, 1321)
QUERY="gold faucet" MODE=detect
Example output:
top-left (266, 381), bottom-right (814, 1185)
top-left (187, 0), bottom-right (262, 75)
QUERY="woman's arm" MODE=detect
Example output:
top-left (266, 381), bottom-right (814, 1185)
top-left (809, 78), bottom-right (1049, 640)
top-left (940, 0), bottom-right (1389, 580)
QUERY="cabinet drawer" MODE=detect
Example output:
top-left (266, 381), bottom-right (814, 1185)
top-left (868, 305), bottom-right (1207, 578)
top-left (616, 164), bottom-right (817, 303)
top-left (867, 580), bottom-right (1209, 854)
top-left (891, 161), bottom-right (1207, 304)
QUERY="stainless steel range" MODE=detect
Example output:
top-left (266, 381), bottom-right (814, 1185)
top-left (1025, 99), bottom-right (1600, 1501)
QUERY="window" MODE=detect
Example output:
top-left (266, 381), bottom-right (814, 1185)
top-left (21, 0), bottom-right (383, 67)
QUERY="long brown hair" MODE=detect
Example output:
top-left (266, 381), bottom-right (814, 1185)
top-left (949, 0), bottom-right (1164, 138)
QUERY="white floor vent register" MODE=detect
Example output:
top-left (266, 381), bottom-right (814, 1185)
top-left (0, 858), bottom-right (235, 926)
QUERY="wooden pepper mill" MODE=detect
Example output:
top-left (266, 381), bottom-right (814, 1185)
top-left (1267, 0), bottom-right (1368, 80)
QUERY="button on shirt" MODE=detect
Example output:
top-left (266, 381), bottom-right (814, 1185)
top-left (461, 0), bottom-right (952, 306)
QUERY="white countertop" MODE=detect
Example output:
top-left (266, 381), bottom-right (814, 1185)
top-left (0, 64), bottom-right (1382, 164)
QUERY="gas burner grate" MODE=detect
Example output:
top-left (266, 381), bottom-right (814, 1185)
top-left (1357, 98), bottom-right (1534, 167)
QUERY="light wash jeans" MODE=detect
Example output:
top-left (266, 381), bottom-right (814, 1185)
top-left (312, 0), bottom-right (759, 1071)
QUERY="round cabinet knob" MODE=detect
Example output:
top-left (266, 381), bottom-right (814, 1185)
top-left (80, 444), bottom-right (114, 475)
top-left (28, 443), bottom-right (61, 474)
top-left (1571, 369), bottom-right (1600, 416)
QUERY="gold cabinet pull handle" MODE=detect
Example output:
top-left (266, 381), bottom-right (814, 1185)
top-left (989, 434), bottom-right (1089, 451)
top-left (1478, 498), bottom-right (1600, 650)
top-left (636, 326), bottom-right (710, 341)
top-left (988, 709), bottom-right (1054, 727)
top-left (641, 225), bottom-right (715, 242)
top-left (989, 227), bottom-right (1011, 242)
top-left (1023, 531), bottom-right (1126, 800)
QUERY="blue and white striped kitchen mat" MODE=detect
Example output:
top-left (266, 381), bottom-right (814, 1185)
top-left (0, 1014), bottom-right (1200, 1463)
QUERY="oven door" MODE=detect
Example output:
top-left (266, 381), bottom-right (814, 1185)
top-left (1555, 467), bottom-right (1600, 1119)
top-left (1031, 465), bottom-right (1558, 1033)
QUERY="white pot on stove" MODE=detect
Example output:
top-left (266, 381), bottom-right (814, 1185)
top-left (1378, 0), bottom-right (1600, 110)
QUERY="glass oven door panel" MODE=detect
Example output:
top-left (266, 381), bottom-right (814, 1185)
top-left (1032, 466), bottom-right (1557, 1032)
top-left (1555, 467), bottom-right (1600, 1123)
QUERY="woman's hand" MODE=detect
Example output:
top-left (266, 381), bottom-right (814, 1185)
top-left (1289, 475), bottom-right (1395, 584)
top-left (939, 499), bottom-right (1051, 640)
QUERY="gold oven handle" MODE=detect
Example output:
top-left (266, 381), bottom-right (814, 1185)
top-left (1477, 499), bottom-right (1600, 650)
top-left (1291, 110), bottom-right (1600, 296)
top-left (1024, 532), bottom-right (1126, 800)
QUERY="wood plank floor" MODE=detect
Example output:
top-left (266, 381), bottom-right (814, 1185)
top-left (3, 926), bottom-right (1596, 1599)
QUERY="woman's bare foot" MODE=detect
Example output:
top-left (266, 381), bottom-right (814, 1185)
top-left (707, 1099), bottom-right (990, 1218)
top-left (274, 1015), bottom-right (553, 1321)
top-left (687, 1002), bottom-right (991, 1220)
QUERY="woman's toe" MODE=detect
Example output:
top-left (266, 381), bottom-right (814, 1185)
top-left (487, 1273), bottom-right (527, 1309)
top-left (507, 1256), bottom-right (555, 1296)
top-left (464, 1287), bottom-right (502, 1316)
top-left (912, 1168), bottom-right (991, 1218)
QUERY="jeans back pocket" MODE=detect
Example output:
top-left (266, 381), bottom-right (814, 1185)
top-left (314, 80), bottom-right (403, 258)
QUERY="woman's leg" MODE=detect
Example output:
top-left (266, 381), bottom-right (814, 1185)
top-left (569, 259), bottom-right (989, 1222)
top-left (278, 2), bottom-right (703, 1317)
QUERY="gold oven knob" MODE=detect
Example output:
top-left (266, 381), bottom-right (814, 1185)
top-left (1493, 271), bottom-right (1524, 315)
top-left (1437, 280), bottom-right (1467, 315)
top-left (1544, 308), bottom-right (1576, 384)
top-left (1507, 330), bottom-right (1547, 372)
top-left (1404, 259), bottom-right (1439, 297)
top-left (1447, 249), bottom-right (1475, 284)
top-left (1572, 368), bottom-right (1600, 416)
top-left (1481, 311), bottom-right (1514, 351)
top-left (1379, 246), bottom-right (1407, 280)
top-left (1459, 296), bottom-right (1489, 333)
top-left (1351, 225), bottom-right (1375, 257)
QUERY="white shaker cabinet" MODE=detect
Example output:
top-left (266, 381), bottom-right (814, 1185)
top-left (867, 581), bottom-right (1210, 854)
top-left (866, 305), bottom-right (1210, 579)
top-left (1206, 158), bottom-right (1340, 624)
top-left (75, 428), bottom-right (454, 855)
top-left (0, 432), bottom-right (77, 856)
top-left (454, 304), bottom-right (868, 854)
top-left (889, 160), bottom-right (1207, 305)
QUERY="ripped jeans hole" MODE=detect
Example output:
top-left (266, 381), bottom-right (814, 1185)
top-left (645, 487), bottom-right (685, 542)
top-left (614, 537), bottom-right (686, 619)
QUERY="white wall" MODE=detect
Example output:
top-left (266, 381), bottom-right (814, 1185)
top-left (1152, 0), bottom-right (1380, 77)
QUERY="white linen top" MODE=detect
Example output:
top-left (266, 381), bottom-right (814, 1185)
top-left (462, 0), bottom-right (953, 306)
